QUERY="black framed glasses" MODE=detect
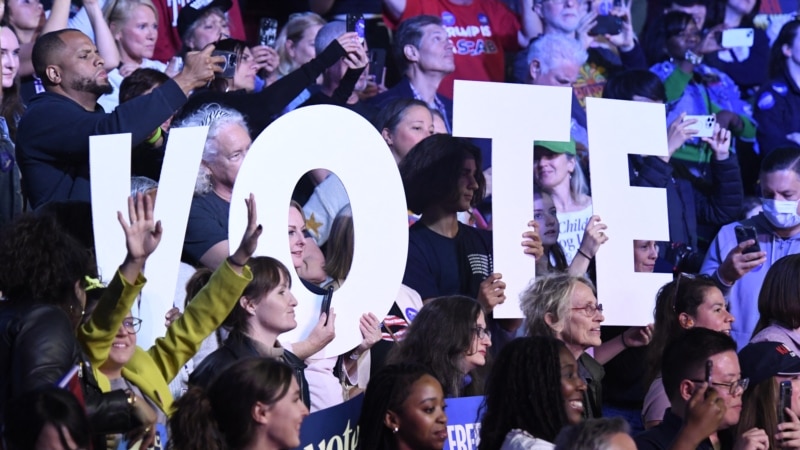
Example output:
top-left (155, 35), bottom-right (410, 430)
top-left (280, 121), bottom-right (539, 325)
top-left (474, 326), bottom-right (492, 340)
top-left (571, 303), bottom-right (604, 317)
top-left (689, 378), bottom-right (749, 396)
top-left (121, 317), bottom-right (142, 334)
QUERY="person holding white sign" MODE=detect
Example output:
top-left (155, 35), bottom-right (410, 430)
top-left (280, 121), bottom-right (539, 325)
top-left (400, 134), bottom-right (543, 348)
top-left (604, 69), bottom-right (741, 273)
top-left (535, 140), bottom-right (593, 266)
top-left (16, 28), bottom-right (221, 209)
top-left (701, 147), bottom-right (800, 350)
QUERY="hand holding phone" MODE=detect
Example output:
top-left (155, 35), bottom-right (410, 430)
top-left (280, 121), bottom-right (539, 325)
top-left (683, 114), bottom-right (716, 138)
top-left (320, 286), bottom-right (334, 326)
top-left (780, 380), bottom-right (793, 423)
top-left (734, 225), bottom-right (761, 254)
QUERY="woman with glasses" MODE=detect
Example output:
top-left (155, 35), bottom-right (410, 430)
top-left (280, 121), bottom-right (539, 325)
top-left (736, 341), bottom-right (800, 450)
top-left (521, 273), bottom-right (651, 419)
top-left (642, 274), bottom-right (734, 429)
top-left (78, 194), bottom-right (261, 447)
top-left (479, 336), bottom-right (587, 450)
top-left (387, 295), bottom-right (491, 398)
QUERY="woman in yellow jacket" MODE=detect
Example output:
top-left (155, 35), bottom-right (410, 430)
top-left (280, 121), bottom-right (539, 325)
top-left (78, 194), bottom-right (261, 447)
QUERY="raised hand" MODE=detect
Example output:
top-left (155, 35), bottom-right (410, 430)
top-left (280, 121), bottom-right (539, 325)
top-left (117, 193), bottom-right (162, 283)
top-left (228, 194), bottom-right (262, 273)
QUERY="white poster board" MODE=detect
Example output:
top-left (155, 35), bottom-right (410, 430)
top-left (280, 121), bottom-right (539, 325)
top-left (452, 80), bottom-right (572, 318)
top-left (229, 105), bottom-right (408, 356)
top-left (586, 97), bottom-right (672, 325)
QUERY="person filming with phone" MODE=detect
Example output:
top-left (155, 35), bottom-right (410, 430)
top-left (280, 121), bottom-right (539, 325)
top-left (736, 341), bottom-right (800, 450)
top-left (702, 148), bottom-right (800, 350)
top-left (635, 328), bottom-right (768, 450)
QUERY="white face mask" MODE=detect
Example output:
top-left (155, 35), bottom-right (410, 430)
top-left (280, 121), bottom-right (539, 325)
top-left (761, 199), bottom-right (800, 229)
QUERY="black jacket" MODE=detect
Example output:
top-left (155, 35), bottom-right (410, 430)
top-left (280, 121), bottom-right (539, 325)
top-left (189, 330), bottom-right (311, 408)
top-left (0, 304), bottom-right (141, 448)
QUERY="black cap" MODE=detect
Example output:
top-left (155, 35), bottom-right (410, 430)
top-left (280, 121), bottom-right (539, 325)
top-left (739, 341), bottom-right (800, 387)
top-left (177, 0), bottom-right (233, 41)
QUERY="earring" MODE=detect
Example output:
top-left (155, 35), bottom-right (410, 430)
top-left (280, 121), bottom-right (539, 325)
top-left (393, 427), bottom-right (399, 434)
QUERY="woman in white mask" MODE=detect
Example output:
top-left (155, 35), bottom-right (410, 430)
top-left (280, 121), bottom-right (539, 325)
top-left (701, 147), bottom-right (800, 350)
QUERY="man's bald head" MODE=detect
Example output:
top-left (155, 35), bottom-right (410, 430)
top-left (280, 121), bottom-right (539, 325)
top-left (32, 29), bottom-right (80, 86)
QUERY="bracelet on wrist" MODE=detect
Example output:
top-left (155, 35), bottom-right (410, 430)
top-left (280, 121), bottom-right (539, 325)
top-left (577, 249), bottom-right (593, 260)
top-left (227, 255), bottom-right (247, 267)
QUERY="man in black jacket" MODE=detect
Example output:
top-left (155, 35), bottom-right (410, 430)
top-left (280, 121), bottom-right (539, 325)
top-left (16, 28), bottom-right (220, 209)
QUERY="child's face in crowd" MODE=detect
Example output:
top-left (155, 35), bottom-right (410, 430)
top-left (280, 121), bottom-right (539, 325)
top-left (1, 26), bottom-right (20, 89)
top-left (534, 192), bottom-right (560, 247)
top-left (559, 346), bottom-right (588, 425)
top-left (115, 4), bottom-right (158, 63)
top-left (390, 374), bottom-right (448, 450)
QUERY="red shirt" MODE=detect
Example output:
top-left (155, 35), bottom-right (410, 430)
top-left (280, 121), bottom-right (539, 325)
top-left (389, 0), bottom-right (521, 98)
top-left (152, 0), bottom-right (247, 63)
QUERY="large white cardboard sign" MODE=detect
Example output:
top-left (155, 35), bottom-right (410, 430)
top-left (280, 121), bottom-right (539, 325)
top-left (452, 80), bottom-right (572, 318)
top-left (91, 127), bottom-right (209, 347)
top-left (586, 97), bottom-right (672, 325)
top-left (228, 105), bottom-right (408, 356)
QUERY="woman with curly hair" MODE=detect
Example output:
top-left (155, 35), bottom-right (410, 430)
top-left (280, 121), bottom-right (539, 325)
top-left (357, 363), bottom-right (447, 450)
top-left (386, 295), bottom-right (490, 397)
top-left (479, 336), bottom-right (587, 450)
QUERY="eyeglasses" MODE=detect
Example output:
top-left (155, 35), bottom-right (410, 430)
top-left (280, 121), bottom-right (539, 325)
top-left (571, 303), bottom-right (604, 317)
top-left (121, 317), bottom-right (143, 334)
top-left (474, 326), bottom-right (492, 340)
top-left (690, 378), bottom-right (749, 396)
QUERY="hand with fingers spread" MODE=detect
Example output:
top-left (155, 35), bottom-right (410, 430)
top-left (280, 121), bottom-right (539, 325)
top-left (118, 193), bottom-right (163, 282)
top-left (718, 240), bottom-right (767, 285)
top-left (577, 11), bottom-right (599, 50)
top-left (523, 220), bottom-right (545, 260)
top-left (227, 194), bottom-right (263, 274)
top-left (477, 273), bottom-right (506, 312)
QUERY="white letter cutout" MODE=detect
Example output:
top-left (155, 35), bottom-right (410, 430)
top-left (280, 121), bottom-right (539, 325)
top-left (452, 80), bottom-right (572, 318)
top-left (586, 97), bottom-right (671, 325)
top-left (229, 105), bottom-right (408, 356)
top-left (91, 127), bottom-right (209, 347)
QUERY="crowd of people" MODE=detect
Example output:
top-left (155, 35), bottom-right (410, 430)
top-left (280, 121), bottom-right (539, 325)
top-left (2, 0), bottom-right (800, 448)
